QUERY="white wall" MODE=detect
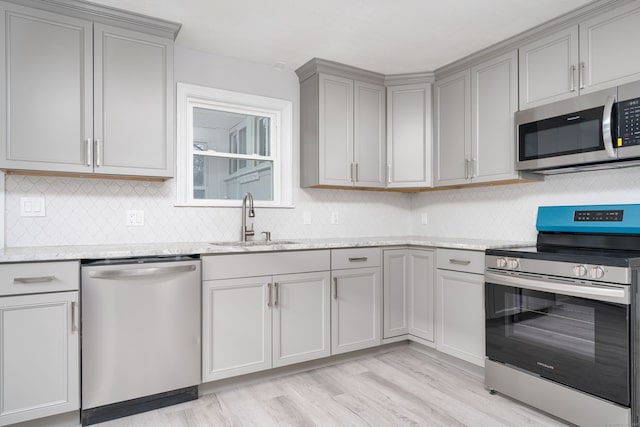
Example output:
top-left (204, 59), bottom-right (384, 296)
top-left (410, 166), bottom-right (640, 242)
top-left (3, 47), bottom-right (412, 247)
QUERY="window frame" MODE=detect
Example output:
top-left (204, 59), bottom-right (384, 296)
top-left (176, 82), bottom-right (293, 207)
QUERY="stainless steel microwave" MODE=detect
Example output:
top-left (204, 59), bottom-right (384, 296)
top-left (515, 81), bottom-right (640, 174)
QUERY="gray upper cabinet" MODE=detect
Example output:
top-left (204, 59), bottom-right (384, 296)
top-left (435, 51), bottom-right (521, 187)
top-left (93, 24), bottom-right (173, 177)
top-left (0, 1), bottom-right (178, 178)
top-left (579, 2), bottom-right (640, 94)
top-left (470, 50), bottom-right (519, 183)
top-left (386, 83), bottom-right (432, 188)
top-left (520, 1), bottom-right (640, 110)
top-left (0, 3), bottom-right (94, 173)
top-left (519, 27), bottom-right (578, 110)
top-left (299, 61), bottom-right (386, 188)
top-left (434, 69), bottom-right (471, 187)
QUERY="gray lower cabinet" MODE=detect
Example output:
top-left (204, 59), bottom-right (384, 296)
top-left (0, 1), bottom-right (176, 178)
top-left (0, 261), bottom-right (80, 427)
top-left (383, 248), bottom-right (435, 342)
top-left (331, 248), bottom-right (382, 354)
top-left (201, 251), bottom-right (331, 382)
top-left (435, 50), bottom-right (520, 187)
top-left (435, 249), bottom-right (485, 367)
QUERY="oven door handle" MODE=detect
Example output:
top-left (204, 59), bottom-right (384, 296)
top-left (485, 271), bottom-right (629, 304)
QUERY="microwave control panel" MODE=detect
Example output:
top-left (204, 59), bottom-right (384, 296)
top-left (618, 97), bottom-right (640, 147)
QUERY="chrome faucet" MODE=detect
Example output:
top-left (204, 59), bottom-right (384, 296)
top-left (241, 192), bottom-right (255, 242)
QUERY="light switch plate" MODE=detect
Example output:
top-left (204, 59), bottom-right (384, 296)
top-left (421, 212), bottom-right (428, 225)
top-left (20, 197), bottom-right (45, 217)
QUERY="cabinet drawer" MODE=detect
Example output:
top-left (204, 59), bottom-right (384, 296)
top-left (436, 249), bottom-right (484, 274)
top-left (0, 261), bottom-right (80, 296)
top-left (331, 248), bottom-right (380, 270)
top-left (203, 250), bottom-right (330, 280)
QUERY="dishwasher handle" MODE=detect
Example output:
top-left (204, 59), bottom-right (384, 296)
top-left (87, 264), bottom-right (196, 279)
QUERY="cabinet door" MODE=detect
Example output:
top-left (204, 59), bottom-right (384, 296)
top-left (94, 24), bottom-right (174, 177)
top-left (579, 2), bottom-right (640, 94)
top-left (518, 26), bottom-right (579, 110)
top-left (0, 292), bottom-right (79, 426)
top-left (318, 73), bottom-right (353, 186)
top-left (331, 267), bottom-right (381, 354)
top-left (202, 277), bottom-right (272, 382)
top-left (383, 250), bottom-right (408, 338)
top-left (407, 249), bottom-right (434, 342)
top-left (436, 269), bottom-right (484, 366)
top-left (0, 3), bottom-right (93, 173)
top-left (354, 81), bottom-right (386, 188)
top-left (386, 83), bottom-right (432, 188)
top-left (272, 272), bottom-right (330, 368)
top-left (471, 51), bottom-right (519, 183)
top-left (434, 70), bottom-right (471, 186)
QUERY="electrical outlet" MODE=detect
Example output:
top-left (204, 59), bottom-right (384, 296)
top-left (126, 210), bottom-right (144, 226)
top-left (303, 211), bottom-right (311, 225)
top-left (331, 212), bottom-right (339, 225)
top-left (20, 197), bottom-right (45, 217)
top-left (421, 212), bottom-right (428, 225)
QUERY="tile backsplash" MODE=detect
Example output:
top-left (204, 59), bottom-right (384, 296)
top-left (4, 174), bottom-right (412, 247)
top-left (411, 166), bottom-right (640, 242)
top-left (5, 166), bottom-right (640, 248)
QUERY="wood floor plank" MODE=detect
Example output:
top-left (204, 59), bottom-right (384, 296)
top-left (99, 345), bottom-right (570, 426)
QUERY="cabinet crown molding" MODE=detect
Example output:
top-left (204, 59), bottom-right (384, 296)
top-left (296, 58), bottom-right (386, 85)
top-left (385, 72), bottom-right (434, 86)
top-left (4, 0), bottom-right (181, 39)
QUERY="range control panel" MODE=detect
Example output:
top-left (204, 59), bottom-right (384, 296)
top-left (574, 210), bottom-right (624, 222)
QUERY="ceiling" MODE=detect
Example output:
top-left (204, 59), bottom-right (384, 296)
top-left (90, 0), bottom-right (595, 74)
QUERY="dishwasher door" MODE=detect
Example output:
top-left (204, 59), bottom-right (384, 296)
top-left (81, 258), bottom-right (201, 410)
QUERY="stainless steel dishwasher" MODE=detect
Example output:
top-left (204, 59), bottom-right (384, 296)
top-left (80, 256), bottom-right (201, 426)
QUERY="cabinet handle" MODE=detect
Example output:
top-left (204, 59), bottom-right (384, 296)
top-left (350, 162), bottom-right (355, 182)
top-left (274, 282), bottom-right (279, 307)
top-left (267, 282), bottom-right (272, 307)
top-left (13, 275), bottom-right (55, 284)
top-left (570, 65), bottom-right (577, 92)
top-left (355, 163), bottom-right (359, 182)
top-left (579, 62), bottom-right (585, 89)
top-left (86, 138), bottom-right (92, 166)
top-left (470, 158), bottom-right (476, 178)
top-left (449, 258), bottom-right (471, 266)
top-left (464, 159), bottom-right (470, 180)
top-left (348, 257), bottom-right (368, 262)
top-left (387, 164), bottom-right (392, 184)
top-left (333, 277), bottom-right (338, 299)
top-left (71, 301), bottom-right (78, 332)
top-left (95, 139), bottom-right (102, 167)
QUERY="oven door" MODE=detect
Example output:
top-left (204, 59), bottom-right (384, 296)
top-left (485, 271), bottom-right (630, 406)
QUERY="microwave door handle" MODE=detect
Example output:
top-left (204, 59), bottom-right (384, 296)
top-left (602, 94), bottom-right (617, 158)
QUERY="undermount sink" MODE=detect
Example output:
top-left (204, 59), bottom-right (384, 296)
top-left (209, 240), bottom-right (297, 247)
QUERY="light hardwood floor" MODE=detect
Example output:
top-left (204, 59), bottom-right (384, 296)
top-left (100, 345), bottom-right (569, 426)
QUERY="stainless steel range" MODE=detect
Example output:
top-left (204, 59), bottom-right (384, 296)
top-left (485, 204), bottom-right (640, 427)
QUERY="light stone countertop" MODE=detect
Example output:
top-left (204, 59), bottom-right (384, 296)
top-left (0, 236), bottom-right (533, 263)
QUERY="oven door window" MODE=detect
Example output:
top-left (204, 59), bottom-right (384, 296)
top-left (518, 106), bottom-right (604, 161)
top-left (486, 283), bottom-right (630, 406)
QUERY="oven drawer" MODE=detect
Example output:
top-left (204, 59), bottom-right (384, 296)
top-left (437, 249), bottom-right (484, 274)
top-left (0, 261), bottom-right (80, 296)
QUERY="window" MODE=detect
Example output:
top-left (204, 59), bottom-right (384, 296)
top-left (176, 83), bottom-right (293, 207)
